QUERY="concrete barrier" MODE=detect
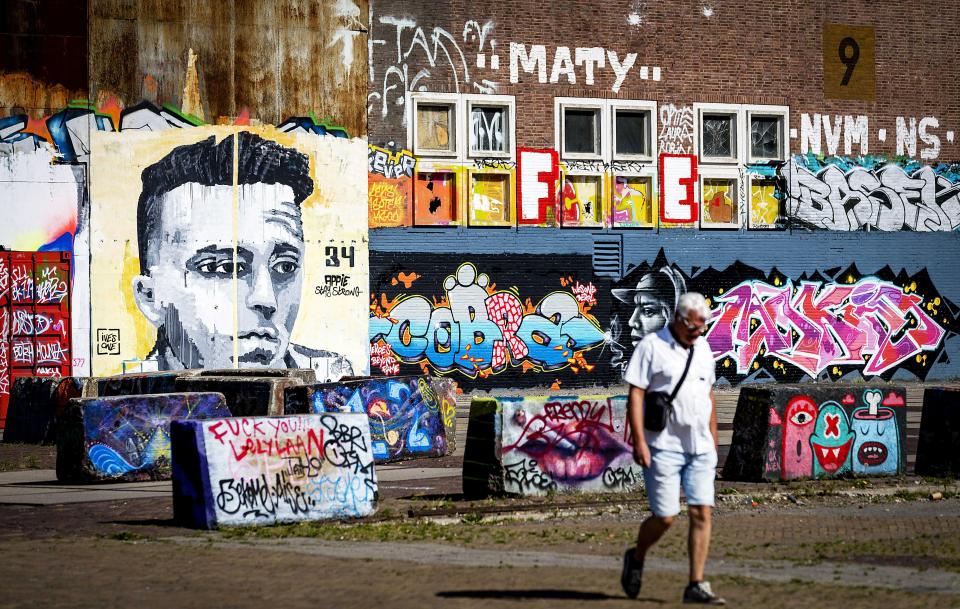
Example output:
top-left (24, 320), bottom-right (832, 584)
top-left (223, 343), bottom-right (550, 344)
top-left (174, 376), bottom-right (302, 417)
top-left (3, 376), bottom-right (97, 444)
top-left (171, 413), bottom-right (377, 528)
top-left (284, 376), bottom-right (456, 462)
top-left (198, 368), bottom-right (317, 384)
top-left (97, 371), bottom-right (193, 397)
top-left (723, 385), bottom-right (908, 481)
top-left (915, 387), bottom-right (960, 478)
top-left (56, 392), bottom-right (230, 482)
top-left (463, 395), bottom-right (641, 497)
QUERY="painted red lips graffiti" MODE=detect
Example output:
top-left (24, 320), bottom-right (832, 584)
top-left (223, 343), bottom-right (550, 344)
top-left (504, 399), bottom-right (631, 483)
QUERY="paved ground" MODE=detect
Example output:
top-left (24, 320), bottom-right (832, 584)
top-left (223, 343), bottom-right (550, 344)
top-left (1, 383), bottom-right (958, 607)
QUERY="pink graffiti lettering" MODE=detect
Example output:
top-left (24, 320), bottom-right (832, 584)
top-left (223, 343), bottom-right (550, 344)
top-left (571, 281), bottom-right (597, 305)
top-left (706, 278), bottom-right (945, 377)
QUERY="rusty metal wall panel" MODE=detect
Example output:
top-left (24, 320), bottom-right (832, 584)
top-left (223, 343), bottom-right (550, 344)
top-left (0, 0), bottom-right (88, 116)
top-left (88, 0), bottom-right (368, 135)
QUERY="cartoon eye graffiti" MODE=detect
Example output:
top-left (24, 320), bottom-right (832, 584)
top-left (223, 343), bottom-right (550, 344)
top-left (790, 411), bottom-right (814, 425)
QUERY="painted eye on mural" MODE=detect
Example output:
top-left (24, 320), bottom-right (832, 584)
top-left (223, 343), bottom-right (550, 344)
top-left (639, 305), bottom-right (662, 318)
top-left (271, 258), bottom-right (300, 276)
top-left (193, 258), bottom-right (249, 277)
top-left (790, 411), bottom-right (813, 425)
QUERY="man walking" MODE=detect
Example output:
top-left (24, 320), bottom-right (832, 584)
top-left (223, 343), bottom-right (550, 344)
top-left (620, 292), bottom-right (725, 604)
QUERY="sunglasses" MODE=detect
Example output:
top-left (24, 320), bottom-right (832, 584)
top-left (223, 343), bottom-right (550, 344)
top-left (678, 316), bottom-right (707, 333)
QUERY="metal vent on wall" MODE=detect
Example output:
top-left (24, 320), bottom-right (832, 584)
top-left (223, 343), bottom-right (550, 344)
top-left (592, 235), bottom-right (622, 278)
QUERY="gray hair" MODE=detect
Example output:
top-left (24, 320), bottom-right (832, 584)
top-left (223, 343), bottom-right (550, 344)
top-left (676, 292), bottom-right (710, 320)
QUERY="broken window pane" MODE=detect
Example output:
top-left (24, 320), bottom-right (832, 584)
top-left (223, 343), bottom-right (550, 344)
top-left (751, 116), bottom-right (781, 159)
top-left (615, 110), bottom-right (649, 156)
top-left (471, 106), bottom-right (507, 154)
top-left (703, 114), bottom-right (735, 158)
top-left (416, 104), bottom-right (454, 152)
top-left (564, 108), bottom-right (600, 155)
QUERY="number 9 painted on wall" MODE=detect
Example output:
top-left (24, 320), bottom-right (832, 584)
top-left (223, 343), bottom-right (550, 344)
top-left (823, 24), bottom-right (875, 101)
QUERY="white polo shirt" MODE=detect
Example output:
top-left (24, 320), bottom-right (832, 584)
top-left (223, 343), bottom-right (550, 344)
top-left (623, 326), bottom-right (717, 455)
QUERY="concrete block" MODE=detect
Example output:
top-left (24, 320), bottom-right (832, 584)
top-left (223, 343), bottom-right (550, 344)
top-left (915, 387), bottom-right (960, 478)
top-left (463, 395), bottom-right (641, 497)
top-left (285, 375), bottom-right (456, 462)
top-left (198, 368), bottom-right (317, 384)
top-left (97, 371), bottom-right (195, 397)
top-left (171, 413), bottom-right (378, 529)
top-left (4, 376), bottom-right (97, 444)
top-left (56, 392), bottom-right (230, 482)
top-left (723, 385), bottom-right (907, 482)
top-left (174, 376), bottom-right (302, 418)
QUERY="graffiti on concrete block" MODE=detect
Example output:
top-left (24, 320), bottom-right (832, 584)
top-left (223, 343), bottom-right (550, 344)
top-left (187, 413), bottom-right (377, 526)
top-left (610, 250), bottom-right (958, 384)
top-left (782, 154), bottom-right (960, 231)
top-left (499, 395), bottom-right (641, 495)
top-left (371, 257), bottom-right (607, 387)
top-left (769, 389), bottom-right (906, 480)
top-left (80, 393), bottom-right (229, 480)
top-left (308, 376), bottom-right (456, 462)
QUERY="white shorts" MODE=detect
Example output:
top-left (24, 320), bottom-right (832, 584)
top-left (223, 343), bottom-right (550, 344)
top-left (642, 447), bottom-right (717, 517)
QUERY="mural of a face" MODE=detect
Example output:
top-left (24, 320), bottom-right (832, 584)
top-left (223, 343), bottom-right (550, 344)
top-left (611, 266), bottom-right (686, 361)
top-left (133, 182), bottom-right (304, 369)
top-left (781, 396), bottom-right (817, 479)
top-left (811, 401), bottom-right (854, 477)
top-left (628, 293), bottom-right (671, 345)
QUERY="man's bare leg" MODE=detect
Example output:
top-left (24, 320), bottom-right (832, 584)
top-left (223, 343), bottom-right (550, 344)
top-left (687, 505), bottom-right (712, 581)
top-left (634, 515), bottom-right (674, 559)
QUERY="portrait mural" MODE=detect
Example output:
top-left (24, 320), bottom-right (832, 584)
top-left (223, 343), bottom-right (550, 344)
top-left (89, 127), bottom-right (369, 379)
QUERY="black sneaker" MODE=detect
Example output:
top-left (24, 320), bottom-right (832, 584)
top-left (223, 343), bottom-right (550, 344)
top-left (620, 549), bottom-right (644, 599)
top-left (683, 581), bottom-right (726, 605)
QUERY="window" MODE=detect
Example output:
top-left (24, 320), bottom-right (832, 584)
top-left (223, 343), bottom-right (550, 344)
top-left (413, 171), bottom-right (458, 226)
top-left (701, 113), bottom-right (737, 161)
top-left (408, 93), bottom-right (516, 226)
top-left (561, 175), bottom-right (604, 227)
top-left (694, 104), bottom-right (788, 229)
top-left (747, 110), bottom-right (787, 162)
top-left (612, 176), bottom-right (655, 228)
top-left (561, 105), bottom-right (602, 158)
top-left (412, 96), bottom-right (457, 157)
top-left (748, 176), bottom-right (781, 228)
top-left (469, 172), bottom-right (512, 226)
top-left (700, 177), bottom-right (740, 228)
top-left (469, 102), bottom-right (510, 157)
top-left (614, 107), bottom-right (653, 159)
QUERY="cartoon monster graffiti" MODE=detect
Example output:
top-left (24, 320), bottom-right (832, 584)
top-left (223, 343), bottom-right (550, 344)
top-left (851, 390), bottom-right (900, 475)
top-left (810, 401), bottom-right (854, 477)
top-left (780, 396), bottom-right (818, 480)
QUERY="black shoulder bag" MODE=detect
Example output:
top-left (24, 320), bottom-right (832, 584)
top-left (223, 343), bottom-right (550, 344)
top-left (643, 346), bottom-right (695, 432)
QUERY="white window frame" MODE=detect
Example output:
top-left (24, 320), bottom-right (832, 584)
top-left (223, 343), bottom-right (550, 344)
top-left (745, 105), bottom-right (790, 163)
top-left (468, 169), bottom-right (514, 227)
top-left (698, 166), bottom-right (742, 229)
top-left (559, 171), bottom-right (606, 228)
top-left (695, 103), bottom-right (742, 164)
top-left (611, 170), bottom-right (658, 229)
top-left (410, 92), bottom-right (460, 158)
top-left (466, 94), bottom-right (516, 160)
top-left (556, 98), bottom-right (606, 161)
top-left (746, 172), bottom-right (782, 229)
top-left (555, 97), bottom-right (658, 162)
top-left (611, 100), bottom-right (657, 162)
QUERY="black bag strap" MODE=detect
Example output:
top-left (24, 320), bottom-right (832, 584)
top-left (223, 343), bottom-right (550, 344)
top-left (668, 346), bottom-right (696, 403)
